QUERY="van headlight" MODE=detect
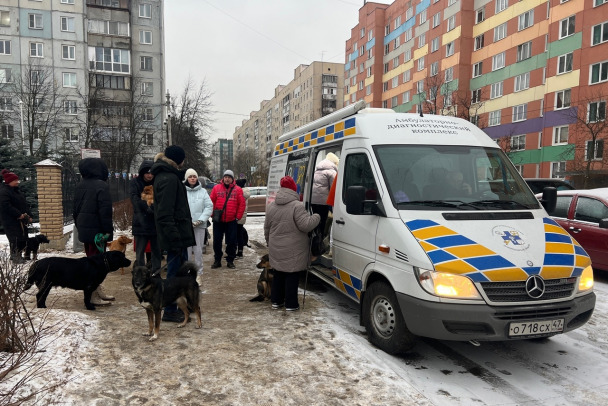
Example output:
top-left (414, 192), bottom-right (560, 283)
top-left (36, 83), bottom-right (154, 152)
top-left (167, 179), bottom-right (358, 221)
top-left (415, 267), bottom-right (482, 299)
top-left (578, 265), bottom-right (594, 292)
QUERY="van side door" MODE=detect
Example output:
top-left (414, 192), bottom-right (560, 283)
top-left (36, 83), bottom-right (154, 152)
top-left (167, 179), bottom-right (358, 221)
top-left (332, 150), bottom-right (381, 301)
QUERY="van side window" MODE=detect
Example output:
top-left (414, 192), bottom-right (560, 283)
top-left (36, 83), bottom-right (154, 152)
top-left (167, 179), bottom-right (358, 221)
top-left (343, 153), bottom-right (378, 202)
top-left (552, 196), bottom-right (572, 218)
top-left (574, 197), bottom-right (608, 223)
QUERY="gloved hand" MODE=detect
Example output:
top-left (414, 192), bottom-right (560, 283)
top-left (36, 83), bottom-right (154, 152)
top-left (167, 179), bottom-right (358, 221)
top-left (193, 220), bottom-right (203, 227)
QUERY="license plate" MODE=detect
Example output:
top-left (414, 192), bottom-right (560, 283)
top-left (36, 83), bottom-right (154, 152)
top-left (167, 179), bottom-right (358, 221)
top-left (508, 319), bottom-right (564, 337)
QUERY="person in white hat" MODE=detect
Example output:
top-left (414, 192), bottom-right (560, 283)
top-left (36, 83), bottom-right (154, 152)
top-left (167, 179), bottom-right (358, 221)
top-left (184, 168), bottom-right (213, 285)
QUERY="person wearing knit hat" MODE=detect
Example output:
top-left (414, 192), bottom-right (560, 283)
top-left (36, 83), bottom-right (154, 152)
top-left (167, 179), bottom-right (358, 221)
top-left (234, 178), bottom-right (250, 258)
top-left (264, 175), bottom-right (320, 311)
top-left (150, 145), bottom-right (196, 323)
top-left (184, 168), bottom-right (213, 284)
top-left (209, 169), bottom-right (246, 269)
top-left (0, 169), bottom-right (33, 264)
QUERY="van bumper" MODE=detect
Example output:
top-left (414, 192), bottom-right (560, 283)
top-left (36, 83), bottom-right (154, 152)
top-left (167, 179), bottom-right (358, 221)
top-left (396, 292), bottom-right (596, 341)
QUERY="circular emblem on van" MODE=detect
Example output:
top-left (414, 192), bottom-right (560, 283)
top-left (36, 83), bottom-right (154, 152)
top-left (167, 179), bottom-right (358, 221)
top-left (492, 226), bottom-right (530, 251)
top-left (525, 275), bottom-right (545, 299)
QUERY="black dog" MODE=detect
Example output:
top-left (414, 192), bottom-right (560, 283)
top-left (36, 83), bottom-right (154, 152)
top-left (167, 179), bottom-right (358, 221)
top-left (24, 234), bottom-right (50, 260)
top-left (25, 251), bottom-right (131, 310)
top-left (250, 254), bottom-right (273, 302)
top-left (131, 261), bottom-right (202, 341)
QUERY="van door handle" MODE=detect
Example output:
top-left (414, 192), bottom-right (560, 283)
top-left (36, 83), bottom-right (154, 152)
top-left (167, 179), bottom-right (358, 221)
top-left (335, 219), bottom-right (345, 225)
top-left (569, 226), bottom-right (581, 233)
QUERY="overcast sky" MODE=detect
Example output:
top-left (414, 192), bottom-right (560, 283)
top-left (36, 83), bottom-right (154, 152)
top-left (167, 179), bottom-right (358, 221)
top-left (164, 0), bottom-right (387, 142)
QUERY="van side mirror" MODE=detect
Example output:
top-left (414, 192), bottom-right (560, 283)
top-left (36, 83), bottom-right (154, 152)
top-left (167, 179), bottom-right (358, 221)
top-left (346, 186), bottom-right (366, 215)
top-left (600, 219), bottom-right (608, 229)
top-left (540, 186), bottom-right (557, 214)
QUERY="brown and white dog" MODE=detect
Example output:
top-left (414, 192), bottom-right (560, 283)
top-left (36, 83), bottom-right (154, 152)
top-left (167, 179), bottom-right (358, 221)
top-left (250, 254), bottom-right (273, 302)
top-left (107, 235), bottom-right (133, 274)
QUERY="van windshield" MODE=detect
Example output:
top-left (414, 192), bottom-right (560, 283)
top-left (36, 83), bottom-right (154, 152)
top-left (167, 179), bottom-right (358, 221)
top-left (375, 145), bottom-right (540, 210)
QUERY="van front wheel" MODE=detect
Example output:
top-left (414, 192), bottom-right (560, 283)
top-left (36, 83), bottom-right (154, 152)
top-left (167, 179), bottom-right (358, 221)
top-left (363, 281), bottom-right (416, 354)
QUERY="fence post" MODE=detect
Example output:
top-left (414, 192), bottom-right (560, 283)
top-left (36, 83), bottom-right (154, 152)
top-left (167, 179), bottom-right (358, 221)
top-left (34, 160), bottom-right (69, 251)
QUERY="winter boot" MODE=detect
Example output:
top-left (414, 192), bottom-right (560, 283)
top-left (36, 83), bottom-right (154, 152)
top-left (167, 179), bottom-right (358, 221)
top-left (90, 289), bottom-right (111, 306)
top-left (236, 250), bottom-right (243, 259)
top-left (96, 284), bottom-right (115, 301)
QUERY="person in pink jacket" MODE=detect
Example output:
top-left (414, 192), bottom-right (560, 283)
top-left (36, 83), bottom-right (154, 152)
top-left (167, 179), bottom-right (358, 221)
top-left (209, 170), bottom-right (245, 269)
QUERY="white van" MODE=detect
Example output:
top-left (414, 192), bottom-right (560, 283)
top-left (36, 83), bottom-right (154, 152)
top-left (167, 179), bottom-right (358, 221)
top-left (267, 101), bottom-right (596, 354)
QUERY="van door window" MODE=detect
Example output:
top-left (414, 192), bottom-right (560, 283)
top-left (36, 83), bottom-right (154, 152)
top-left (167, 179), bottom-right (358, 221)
top-left (343, 153), bottom-right (379, 205)
top-left (574, 197), bottom-right (608, 223)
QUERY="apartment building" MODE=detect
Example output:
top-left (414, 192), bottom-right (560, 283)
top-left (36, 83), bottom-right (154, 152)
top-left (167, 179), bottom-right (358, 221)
top-left (344, 0), bottom-right (608, 187)
top-left (210, 138), bottom-right (233, 181)
top-left (0, 0), bottom-right (165, 174)
top-left (233, 61), bottom-right (344, 162)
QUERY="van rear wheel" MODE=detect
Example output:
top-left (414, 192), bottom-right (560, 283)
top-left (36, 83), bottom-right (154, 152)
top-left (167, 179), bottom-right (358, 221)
top-left (363, 281), bottom-right (416, 354)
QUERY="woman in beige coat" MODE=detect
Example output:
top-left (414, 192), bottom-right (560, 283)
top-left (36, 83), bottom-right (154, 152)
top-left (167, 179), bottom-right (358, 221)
top-left (264, 176), bottom-right (320, 311)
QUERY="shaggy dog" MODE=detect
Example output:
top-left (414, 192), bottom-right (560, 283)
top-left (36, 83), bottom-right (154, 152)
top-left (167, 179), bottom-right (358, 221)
top-left (25, 251), bottom-right (131, 310)
top-left (24, 234), bottom-right (50, 260)
top-left (131, 261), bottom-right (202, 341)
top-left (141, 185), bottom-right (154, 206)
top-left (107, 235), bottom-right (133, 274)
top-left (249, 254), bottom-right (273, 302)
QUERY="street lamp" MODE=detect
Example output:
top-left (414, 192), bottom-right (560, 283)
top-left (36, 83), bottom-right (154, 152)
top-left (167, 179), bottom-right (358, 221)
top-left (165, 90), bottom-right (172, 145)
top-left (18, 100), bottom-right (26, 155)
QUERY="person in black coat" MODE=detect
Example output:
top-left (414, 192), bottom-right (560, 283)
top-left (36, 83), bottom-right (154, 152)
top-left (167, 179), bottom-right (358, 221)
top-left (0, 169), bottom-right (33, 264)
top-left (150, 145), bottom-right (196, 322)
top-left (73, 158), bottom-right (115, 304)
top-left (129, 160), bottom-right (161, 272)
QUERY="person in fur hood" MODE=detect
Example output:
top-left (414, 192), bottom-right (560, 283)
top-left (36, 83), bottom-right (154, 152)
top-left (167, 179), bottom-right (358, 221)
top-left (150, 145), bottom-right (196, 323)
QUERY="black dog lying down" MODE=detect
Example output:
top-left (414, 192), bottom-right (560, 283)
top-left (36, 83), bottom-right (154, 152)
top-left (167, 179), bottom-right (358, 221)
top-left (131, 261), bottom-right (202, 341)
top-left (24, 234), bottom-right (50, 260)
top-left (25, 251), bottom-right (131, 310)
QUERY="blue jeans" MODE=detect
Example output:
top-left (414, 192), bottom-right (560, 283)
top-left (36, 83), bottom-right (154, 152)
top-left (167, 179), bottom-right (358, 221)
top-left (213, 220), bottom-right (238, 263)
top-left (164, 248), bottom-right (188, 313)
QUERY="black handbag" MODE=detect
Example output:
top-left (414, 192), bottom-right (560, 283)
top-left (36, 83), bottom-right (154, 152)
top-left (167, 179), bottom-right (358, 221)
top-left (212, 187), bottom-right (234, 223)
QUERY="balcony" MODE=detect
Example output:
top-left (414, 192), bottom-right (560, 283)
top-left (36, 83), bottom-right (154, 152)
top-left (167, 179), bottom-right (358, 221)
top-left (322, 94), bottom-right (336, 100)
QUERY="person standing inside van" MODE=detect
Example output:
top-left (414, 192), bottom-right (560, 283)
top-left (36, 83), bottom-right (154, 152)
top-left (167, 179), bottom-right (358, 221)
top-left (264, 176), bottom-right (320, 311)
top-left (310, 152), bottom-right (338, 255)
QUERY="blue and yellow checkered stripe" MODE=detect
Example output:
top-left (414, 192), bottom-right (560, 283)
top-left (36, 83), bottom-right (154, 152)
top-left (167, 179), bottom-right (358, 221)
top-left (273, 117), bottom-right (356, 156)
top-left (405, 218), bottom-right (590, 282)
top-left (331, 267), bottom-right (362, 301)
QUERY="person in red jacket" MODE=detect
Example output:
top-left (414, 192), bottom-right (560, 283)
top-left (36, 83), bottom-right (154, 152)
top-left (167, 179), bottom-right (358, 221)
top-left (209, 170), bottom-right (245, 269)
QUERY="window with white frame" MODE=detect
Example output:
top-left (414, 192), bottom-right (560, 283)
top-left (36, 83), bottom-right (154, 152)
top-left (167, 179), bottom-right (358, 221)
top-left (514, 72), bottom-right (530, 92)
top-left (33, 128), bottom-right (42, 140)
top-left (560, 16), bottom-right (575, 39)
top-left (385, 25), bottom-right (390, 36)
top-left (404, 49), bottom-right (411, 62)
top-left (471, 115), bottom-right (480, 126)
top-left (368, 48), bottom-right (373, 59)
top-left (514, 165), bottom-right (524, 175)
top-left (366, 67), bottom-right (372, 77)
top-left (360, 27), bottom-right (365, 38)
top-left (492, 52), bottom-right (505, 70)
top-left (496, 0), bottom-right (508, 13)
top-left (142, 107), bottom-right (154, 121)
top-left (403, 91), bottom-right (410, 103)
top-left (392, 76), bottom-right (398, 88)
top-left (366, 85), bottom-right (371, 95)
top-left (391, 96), bottom-right (398, 108)
top-left (445, 67), bottom-right (453, 82)
top-left (518, 10), bottom-right (534, 31)
top-left (1, 124), bottom-right (14, 139)
top-left (368, 29), bottom-right (372, 41)
top-left (494, 23), bottom-right (507, 42)
top-left (88, 20), bottom-right (130, 36)
top-left (140, 56), bottom-right (152, 71)
top-left (89, 47), bottom-right (130, 73)
top-left (139, 30), bottom-right (152, 44)
top-left (517, 41), bottom-right (532, 61)
top-left (446, 41), bottom-right (454, 57)
top-left (432, 12), bottom-right (440, 28)
top-left (590, 61), bottom-right (608, 84)
top-left (473, 62), bottom-right (483, 77)
top-left (588, 101), bottom-right (606, 122)
top-left (490, 81), bottom-right (503, 99)
top-left (474, 34), bottom-right (484, 51)
top-left (420, 9), bottom-right (427, 24)
top-left (0, 40), bottom-right (10, 55)
top-left (406, 7), bottom-right (413, 20)
top-left (143, 132), bottom-right (154, 146)
top-left (595, 0), bottom-right (608, 6)
top-left (511, 134), bottom-right (526, 151)
top-left (359, 63), bottom-right (364, 73)
top-left (62, 45), bottom-right (75, 60)
top-left (61, 0), bottom-right (75, 4)
top-left (431, 37), bottom-right (439, 52)
top-left (141, 82), bottom-right (153, 96)
top-left (555, 89), bottom-right (571, 109)
top-left (489, 110), bottom-right (501, 126)
top-left (383, 82), bottom-right (389, 91)
top-left (359, 81), bottom-right (364, 91)
top-left (551, 161), bottom-right (566, 178)
top-left (586, 139), bottom-right (604, 160)
top-left (416, 80), bottom-right (424, 93)
top-left (444, 91), bottom-right (453, 107)
top-left (139, 3), bottom-right (152, 18)
top-left (0, 97), bottom-right (12, 111)
top-left (61, 16), bottom-right (75, 32)
top-left (553, 126), bottom-right (569, 144)
top-left (592, 21), bottom-right (608, 46)
top-left (384, 44), bottom-right (389, 55)
top-left (405, 28), bottom-right (412, 42)
top-left (512, 104), bottom-right (527, 122)
top-left (472, 89), bottom-right (481, 104)
top-left (63, 72), bottom-right (76, 87)
top-left (31, 70), bottom-right (43, 85)
top-left (447, 16), bottom-right (455, 31)
top-left (448, 0), bottom-right (457, 5)
top-left (64, 100), bottom-right (77, 115)
top-left (30, 42), bottom-right (43, 57)
top-left (558, 53), bottom-right (573, 74)
top-left (383, 63), bottom-right (389, 73)
top-left (403, 69), bottom-right (411, 82)
top-left (395, 15), bottom-right (401, 29)
top-left (394, 37), bottom-right (400, 49)
top-left (65, 128), bottom-right (78, 142)
top-left (418, 32), bottom-right (426, 48)
top-left (417, 56), bottom-right (425, 71)
top-left (476, 8), bottom-right (485, 24)
top-left (430, 62), bottom-right (439, 76)
top-left (29, 14), bottom-right (42, 29)
top-left (0, 68), bottom-right (12, 83)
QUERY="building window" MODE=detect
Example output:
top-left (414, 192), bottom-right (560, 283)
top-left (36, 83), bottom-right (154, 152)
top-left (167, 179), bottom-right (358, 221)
top-left (404, 49), bottom-right (411, 62)
top-left (446, 41), bottom-right (454, 57)
top-left (492, 52), bottom-right (505, 71)
top-left (473, 62), bottom-right (483, 78)
top-left (392, 76), bottom-right (398, 88)
top-left (432, 12), bottom-right (440, 28)
top-left (595, 0), bottom-right (608, 5)
top-left (63, 72), bottom-right (76, 87)
top-left (0, 97), bottom-right (12, 111)
top-left (94, 74), bottom-right (130, 89)
top-left (512, 104), bottom-right (527, 122)
top-left (88, 20), bottom-right (130, 36)
top-left (30, 42), bottom-right (43, 57)
top-left (419, 9), bottom-right (427, 24)
top-left (366, 67), bottom-right (372, 77)
top-left (394, 15), bottom-right (401, 29)
top-left (383, 63), bottom-right (389, 74)
top-left (383, 82), bottom-right (388, 91)
top-left (405, 28), bottom-right (412, 42)
top-left (141, 81), bottom-right (153, 96)
top-left (367, 48), bottom-right (373, 59)
top-left (365, 85), bottom-right (371, 95)
top-left (403, 91), bottom-right (410, 103)
top-left (143, 133), bottom-right (154, 146)
top-left (496, 0), bottom-right (508, 13)
top-left (588, 101), bottom-right (606, 122)
top-left (89, 47), bottom-right (130, 74)
top-left (60, 16), bottom-right (75, 32)
top-left (447, 16), bottom-right (455, 31)
top-left (590, 61), bottom-right (608, 84)
top-left (513, 72), bottom-right (530, 92)
top-left (489, 110), bottom-right (501, 126)
top-left (551, 162), bottom-right (566, 178)
top-left (416, 80), bottom-right (424, 94)
top-left (476, 8), bottom-right (485, 24)
top-left (29, 13), bottom-right (43, 29)
top-left (417, 56), bottom-right (425, 71)
top-left (391, 96), bottom-right (398, 108)
top-left (471, 115), bottom-right (479, 126)
top-left (560, 16), bottom-right (575, 39)
top-left (65, 128), bottom-right (78, 142)
top-left (403, 69), bottom-right (410, 82)
top-left (555, 89), bottom-right (571, 109)
top-left (139, 3), bottom-right (152, 18)
top-left (0, 68), bottom-right (12, 83)
top-left (0, 11), bottom-right (10, 27)
top-left (0, 40), bottom-right (10, 55)
top-left (62, 45), bottom-right (75, 60)
top-left (517, 41), bottom-right (532, 62)
top-left (431, 37), bottom-right (439, 52)
top-left (140, 56), bottom-right (152, 71)
top-left (418, 32), bottom-right (426, 48)
top-left (31, 70), bottom-right (43, 85)
top-left (472, 89), bottom-right (481, 104)
top-left (64, 100), bottom-right (77, 115)
top-left (558, 53), bottom-right (573, 74)
top-left (494, 23), bottom-right (507, 42)
top-left (61, 0), bottom-right (75, 4)
top-left (553, 126), bottom-right (569, 144)
top-left (445, 67), bottom-right (453, 82)
top-left (586, 140), bottom-right (604, 160)
top-left (474, 34), bottom-right (484, 51)
top-left (490, 81), bottom-right (503, 99)
top-left (368, 29), bottom-right (373, 41)
top-left (406, 7), bottom-right (413, 20)
top-left (592, 21), bottom-right (608, 46)
top-left (430, 62), bottom-right (438, 76)
top-left (511, 134), bottom-right (526, 151)
top-left (2, 124), bottom-right (14, 139)
top-left (142, 108), bottom-right (154, 121)
top-left (384, 44), bottom-right (389, 55)
top-left (518, 10), bottom-right (534, 31)
top-left (139, 30), bottom-right (152, 44)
